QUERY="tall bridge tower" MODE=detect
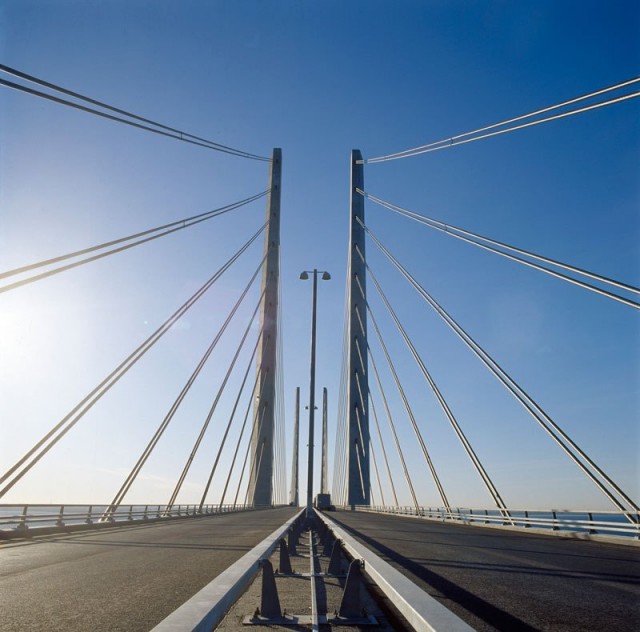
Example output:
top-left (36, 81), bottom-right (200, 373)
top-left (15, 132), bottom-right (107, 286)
top-left (248, 148), bottom-right (281, 506)
top-left (346, 149), bottom-right (370, 505)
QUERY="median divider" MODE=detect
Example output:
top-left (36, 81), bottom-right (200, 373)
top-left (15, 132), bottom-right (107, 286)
top-left (150, 508), bottom-right (304, 632)
top-left (315, 509), bottom-right (473, 632)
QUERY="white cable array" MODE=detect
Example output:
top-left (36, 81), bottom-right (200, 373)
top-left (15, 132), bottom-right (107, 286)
top-left (360, 218), bottom-right (640, 519)
top-left (332, 271), bottom-right (352, 506)
top-left (364, 78), bottom-right (640, 163)
top-left (360, 190), bottom-right (639, 309)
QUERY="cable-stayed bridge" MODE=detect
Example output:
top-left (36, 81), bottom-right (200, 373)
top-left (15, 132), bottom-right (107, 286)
top-left (1, 66), bottom-right (639, 632)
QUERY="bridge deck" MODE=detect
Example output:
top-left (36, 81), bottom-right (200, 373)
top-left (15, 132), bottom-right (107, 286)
top-left (0, 507), bottom-right (298, 632)
top-left (330, 509), bottom-right (640, 631)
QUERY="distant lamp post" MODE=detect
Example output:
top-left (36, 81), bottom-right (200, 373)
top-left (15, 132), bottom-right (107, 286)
top-left (300, 269), bottom-right (331, 517)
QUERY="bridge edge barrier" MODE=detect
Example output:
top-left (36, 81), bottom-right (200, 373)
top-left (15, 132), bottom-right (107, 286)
top-left (315, 509), bottom-right (474, 632)
top-left (150, 508), bottom-right (304, 632)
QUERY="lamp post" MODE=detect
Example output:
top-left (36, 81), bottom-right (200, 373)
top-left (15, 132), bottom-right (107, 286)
top-left (299, 269), bottom-right (331, 517)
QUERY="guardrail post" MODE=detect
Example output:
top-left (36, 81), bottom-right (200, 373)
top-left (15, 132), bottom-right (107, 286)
top-left (17, 505), bottom-right (29, 533)
top-left (128, 505), bottom-right (133, 521)
top-left (337, 559), bottom-right (365, 618)
top-left (327, 540), bottom-right (344, 576)
top-left (322, 530), bottom-right (335, 557)
top-left (258, 559), bottom-right (282, 619)
top-left (56, 505), bottom-right (65, 528)
top-left (287, 528), bottom-right (298, 555)
top-left (85, 505), bottom-right (93, 525)
top-left (277, 538), bottom-right (293, 574)
top-left (524, 510), bottom-right (530, 527)
top-left (552, 510), bottom-right (558, 530)
top-left (143, 505), bottom-right (149, 521)
top-left (588, 512), bottom-right (597, 534)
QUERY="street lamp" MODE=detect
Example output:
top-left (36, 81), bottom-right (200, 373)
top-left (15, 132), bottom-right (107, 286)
top-left (299, 268), bottom-right (331, 517)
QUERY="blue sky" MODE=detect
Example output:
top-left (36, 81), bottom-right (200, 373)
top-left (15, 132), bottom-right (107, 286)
top-left (0, 1), bottom-right (638, 510)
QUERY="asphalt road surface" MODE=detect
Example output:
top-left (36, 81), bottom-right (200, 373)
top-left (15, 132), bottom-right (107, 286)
top-left (0, 507), bottom-right (298, 632)
top-left (330, 510), bottom-right (640, 631)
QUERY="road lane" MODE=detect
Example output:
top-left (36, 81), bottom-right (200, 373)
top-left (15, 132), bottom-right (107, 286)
top-left (330, 509), bottom-right (640, 632)
top-left (0, 507), bottom-right (298, 632)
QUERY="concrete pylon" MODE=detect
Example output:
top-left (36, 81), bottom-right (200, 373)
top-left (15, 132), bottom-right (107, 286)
top-left (347, 150), bottom-right (370, 505)
top-left (248, 148), bottom-right (281, 507)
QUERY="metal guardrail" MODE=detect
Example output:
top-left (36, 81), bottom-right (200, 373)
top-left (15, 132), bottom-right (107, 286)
top-left (338, 505), bottom-right (640, 539)
top-left (315, 509), bottom-right (473, 632)
top-left (151, 508), bottom-right (305, 631)
top-left (0, 503), bottom-right (257, 535)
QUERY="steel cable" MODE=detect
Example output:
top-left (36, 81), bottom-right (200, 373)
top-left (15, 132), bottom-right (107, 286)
top-left (0, 66), bottom-right (270, 161)
top-left (218, 379), bottom-right (258, 509)
top-left (361, 219), bottom-right (640, 518)
top-left (0, 225), bottom-right (266, 498)
top-left (359, 190), bottom-right (639, 308)
top-left (364, 79), bottom-right (640, 163)
top-left (354, 304), bottom-right (415, 509)
top-left (359, 246), bottom-right (512, 518)
top-left (0, 190), bottom-right (269, 293)
top-left (355, 275), bottom-right (451, 511)
top-left (104, 259), bottom-right (264, 515)
top-left (198, 330), bottom-right (264, 508)
top-left (167, 289), bottom-right (265, 509)
top-left (367, 389), bottom-right (399, 506)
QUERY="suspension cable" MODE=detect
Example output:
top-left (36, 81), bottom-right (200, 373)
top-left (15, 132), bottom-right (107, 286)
top-left (198, 330), bottom-right (264, 508)
top-left (360, 246), bottom-right (512, 518)
top-left (241, 334), bottom-right (276, 506)
top-left (354, 370), bottom-right (372, 499)
top-left (232, 397), bottom-right (261, 508)
top-left (353, 405), bottom-right (368, 500)
top-left (0, 190), bottom-right (269, 293)
top-left (104, 260), bottom-right (263, 516)
top-left (167, 288), bottom-right (265, 509)
top-left (368, 389), bottom-right (399, 506)
top-left (357, 304), bottom-right (420, 512)
top-left (0, 226), bottom-right (266, 499)
top-left (333, 271), bottom-right (352, 505)
top-left (359, 190), bottom-right (639, 308)
top-left (369, 438), bottom-right (386, 508)
top-left (218, 366), bottom-right (262, 508)
top-left (244, 402), bottom-right (269, 505)
top-left (227, 372), bottom-right (266, 509)
top-left (355, 275), bottom-right (451, 511)
top-left (274, 264), bottom-right (287, 503)
top-left (353, 311), bottom-right (399, 506)
top-left (364, 78), bottom-right (640, 163)
top-left (361, 220), bottom-right (640, 518)
top-left (0, 66), bottom-right (270, 161)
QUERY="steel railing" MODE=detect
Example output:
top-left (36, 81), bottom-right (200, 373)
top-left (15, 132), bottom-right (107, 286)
top-left (336, 505), bottom-right (640, 539)
top-left (0, 503), bottom-right (259, 534)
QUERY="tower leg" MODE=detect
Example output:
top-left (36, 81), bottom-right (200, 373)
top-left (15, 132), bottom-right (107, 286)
top-left (346, 150), bottom-right (370, 506)
top-left (248, 148), bottom-right (282, 507)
